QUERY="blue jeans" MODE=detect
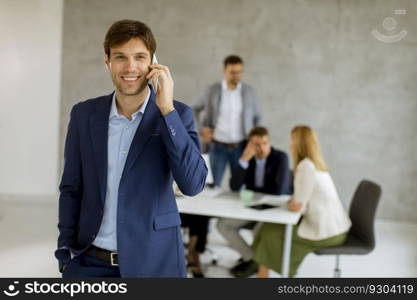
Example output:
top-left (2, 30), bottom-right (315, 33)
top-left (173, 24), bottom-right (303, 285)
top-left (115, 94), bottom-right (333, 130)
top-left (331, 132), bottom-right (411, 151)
top-left (210, 141), bottom-right (245, 187)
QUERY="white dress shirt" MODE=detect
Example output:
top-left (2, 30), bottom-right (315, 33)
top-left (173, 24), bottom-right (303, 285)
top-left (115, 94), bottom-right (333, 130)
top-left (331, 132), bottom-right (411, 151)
top-left (295, 158), bottom-right (352, 240)
top-left (213, 80), bottom-right (244, 143)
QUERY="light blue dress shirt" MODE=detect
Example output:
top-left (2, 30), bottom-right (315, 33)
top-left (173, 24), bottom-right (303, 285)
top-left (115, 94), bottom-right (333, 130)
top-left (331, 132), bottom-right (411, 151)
top-left (92, 88), bottom-right (151, 251)
top-left (239, 158), bottom-right (266, 188)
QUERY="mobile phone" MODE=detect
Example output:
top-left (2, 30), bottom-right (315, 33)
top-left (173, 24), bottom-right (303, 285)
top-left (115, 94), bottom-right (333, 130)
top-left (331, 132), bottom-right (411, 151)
top-left (249, 204), bottom-right (277, 210)
top-left (150, 54), bottom-right (159, 93)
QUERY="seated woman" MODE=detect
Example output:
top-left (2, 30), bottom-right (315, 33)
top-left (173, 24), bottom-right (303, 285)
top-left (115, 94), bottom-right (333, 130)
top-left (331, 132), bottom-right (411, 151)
top-left (252, 125), bottom-right (352, 277)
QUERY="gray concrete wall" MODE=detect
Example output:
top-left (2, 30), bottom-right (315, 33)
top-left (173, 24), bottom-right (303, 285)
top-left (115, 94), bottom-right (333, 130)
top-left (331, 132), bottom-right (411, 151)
top-left (0, 0), bottom-right (63, 197)
top-left (60, 0), bottom-right (417, 222)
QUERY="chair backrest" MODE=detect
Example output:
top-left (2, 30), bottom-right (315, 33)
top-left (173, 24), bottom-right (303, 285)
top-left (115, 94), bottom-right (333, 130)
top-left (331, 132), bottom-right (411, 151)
top-left (348, 180), bottom-right (382, 251)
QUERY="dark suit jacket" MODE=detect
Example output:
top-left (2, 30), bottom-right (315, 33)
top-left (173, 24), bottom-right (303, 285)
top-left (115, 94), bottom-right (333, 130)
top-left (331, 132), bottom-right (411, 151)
top-left (55, 87), bottom-right (207, 277)
top-left (230, 147), bottom-right (292, 195)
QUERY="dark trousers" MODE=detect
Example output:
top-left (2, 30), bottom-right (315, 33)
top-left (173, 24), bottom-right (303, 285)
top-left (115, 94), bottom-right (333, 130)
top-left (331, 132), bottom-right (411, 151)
top-left (62, 251), bottom-right (121, 278)
top-left (180, 213), bottom-right (210, 253)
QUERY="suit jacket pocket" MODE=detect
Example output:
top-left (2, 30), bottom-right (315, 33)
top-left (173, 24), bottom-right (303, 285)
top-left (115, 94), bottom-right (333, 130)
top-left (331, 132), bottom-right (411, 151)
top-left (153, 212), bottom-right (181, 230)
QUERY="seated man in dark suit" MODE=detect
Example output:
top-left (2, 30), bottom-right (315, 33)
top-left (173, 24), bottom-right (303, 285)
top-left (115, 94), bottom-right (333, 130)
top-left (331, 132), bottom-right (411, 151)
top-left (217, 126), bottom-right (292, 277)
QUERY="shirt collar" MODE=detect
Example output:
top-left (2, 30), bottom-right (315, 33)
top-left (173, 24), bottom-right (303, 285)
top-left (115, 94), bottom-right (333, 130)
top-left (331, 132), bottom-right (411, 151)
top-left (222, 79), bottom-right (242, 91)
top-left (110, 87), bottom-right (151, 120)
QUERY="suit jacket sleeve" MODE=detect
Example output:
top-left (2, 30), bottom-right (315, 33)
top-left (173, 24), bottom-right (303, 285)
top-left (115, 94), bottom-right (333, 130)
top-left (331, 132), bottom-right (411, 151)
top-left (192, 90), bottom-right (207, 131)
top-left (161, 105), bottom-right (208, 196)
top-left (57, 104), bottom-right (83, 251)
top-left (251, 88), bottom-right (263, 126)
top-left (199, 86), bottom-right (214, 129)
top-left (229, 164), bottom-right (248, 191)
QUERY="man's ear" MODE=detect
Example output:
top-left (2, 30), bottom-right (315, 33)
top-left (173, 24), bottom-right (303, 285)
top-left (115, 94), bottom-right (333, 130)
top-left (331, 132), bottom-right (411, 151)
top-left (104, 55), bottom-right (110, 71)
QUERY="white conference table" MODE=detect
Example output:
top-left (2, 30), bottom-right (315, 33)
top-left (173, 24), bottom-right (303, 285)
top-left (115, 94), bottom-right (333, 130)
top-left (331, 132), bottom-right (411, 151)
top-left (176, 188), bottom-right (302, 278)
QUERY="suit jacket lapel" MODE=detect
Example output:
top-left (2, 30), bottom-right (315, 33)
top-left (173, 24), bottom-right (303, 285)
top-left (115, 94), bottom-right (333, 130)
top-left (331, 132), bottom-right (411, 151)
top-left (121, 88), bottom-right (160, 180)
top-left (248, 159), bottom-right (256, 186)
top-left (89, 93), bottom-right (113, 207)
top-left (264, 149), bottom-right (275, 187)
top-left (241, 83), bottom-right (249, 135)
top-left (212, 83), bottom-right (221, 126)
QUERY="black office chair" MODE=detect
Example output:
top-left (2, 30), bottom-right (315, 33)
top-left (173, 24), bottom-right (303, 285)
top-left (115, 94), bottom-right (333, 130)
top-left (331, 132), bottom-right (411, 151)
top-left (314, 180), bottom-right (382, 277)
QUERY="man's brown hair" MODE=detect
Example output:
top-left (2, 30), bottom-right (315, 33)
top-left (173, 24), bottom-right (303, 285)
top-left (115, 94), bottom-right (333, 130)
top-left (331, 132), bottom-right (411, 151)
top-left (103, 19), bottom-right (156, 57)
top-left (223, 55), bottom-right (243, 67)
top-left (248, 126), bottom-right (269, 139)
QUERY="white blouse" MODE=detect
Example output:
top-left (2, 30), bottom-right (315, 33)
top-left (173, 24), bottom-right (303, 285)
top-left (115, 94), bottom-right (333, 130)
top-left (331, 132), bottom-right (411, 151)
top-left (294, 158), bottom-right (351, 240)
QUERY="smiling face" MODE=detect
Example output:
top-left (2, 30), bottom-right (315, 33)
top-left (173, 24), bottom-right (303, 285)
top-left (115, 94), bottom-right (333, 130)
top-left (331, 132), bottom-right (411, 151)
top-left (105, 37), bottom-right (151, 97)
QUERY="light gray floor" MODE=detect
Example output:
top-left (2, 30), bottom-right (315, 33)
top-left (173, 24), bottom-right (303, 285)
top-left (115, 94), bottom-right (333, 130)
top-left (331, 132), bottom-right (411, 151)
top-left (0, 199), bottom-right (416, 278)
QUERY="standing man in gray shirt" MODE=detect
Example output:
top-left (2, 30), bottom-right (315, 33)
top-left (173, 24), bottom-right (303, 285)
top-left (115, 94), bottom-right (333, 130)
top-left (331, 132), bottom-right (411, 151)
top-left (193, 55), bottom-right (262, 186)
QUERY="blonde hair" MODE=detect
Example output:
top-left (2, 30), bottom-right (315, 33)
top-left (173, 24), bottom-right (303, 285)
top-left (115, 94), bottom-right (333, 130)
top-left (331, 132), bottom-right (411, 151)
top-left (291, 125), bottom-right (328, 172)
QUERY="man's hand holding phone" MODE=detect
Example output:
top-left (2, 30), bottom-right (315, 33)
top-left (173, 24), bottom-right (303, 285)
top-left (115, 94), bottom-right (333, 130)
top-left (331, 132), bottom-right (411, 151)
top-left (146, 56), bottom-right (175, 116)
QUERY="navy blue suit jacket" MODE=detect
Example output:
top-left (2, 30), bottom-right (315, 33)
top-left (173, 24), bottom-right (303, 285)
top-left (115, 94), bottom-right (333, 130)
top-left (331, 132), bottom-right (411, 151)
top-left (55, 88), bottom-right (207, 277)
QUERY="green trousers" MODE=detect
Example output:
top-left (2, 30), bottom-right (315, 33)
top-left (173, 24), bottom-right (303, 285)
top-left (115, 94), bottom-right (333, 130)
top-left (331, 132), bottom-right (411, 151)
top-left (252, 223), bottom-right (348, 277)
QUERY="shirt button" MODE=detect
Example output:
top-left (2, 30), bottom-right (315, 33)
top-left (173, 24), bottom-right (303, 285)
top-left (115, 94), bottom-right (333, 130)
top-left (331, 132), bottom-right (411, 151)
top-left (122, 150), bottom-right (127, 155)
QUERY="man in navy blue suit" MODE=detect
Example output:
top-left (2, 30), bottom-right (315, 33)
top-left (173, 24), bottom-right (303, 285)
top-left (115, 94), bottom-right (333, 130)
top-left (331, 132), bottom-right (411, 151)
top-left (55, 19), bottom-right (207, 277)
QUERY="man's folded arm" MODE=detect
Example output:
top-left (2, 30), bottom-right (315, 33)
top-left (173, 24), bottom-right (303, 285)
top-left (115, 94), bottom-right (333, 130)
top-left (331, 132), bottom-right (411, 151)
top-left (229, 159), bottom-right (249, 191)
